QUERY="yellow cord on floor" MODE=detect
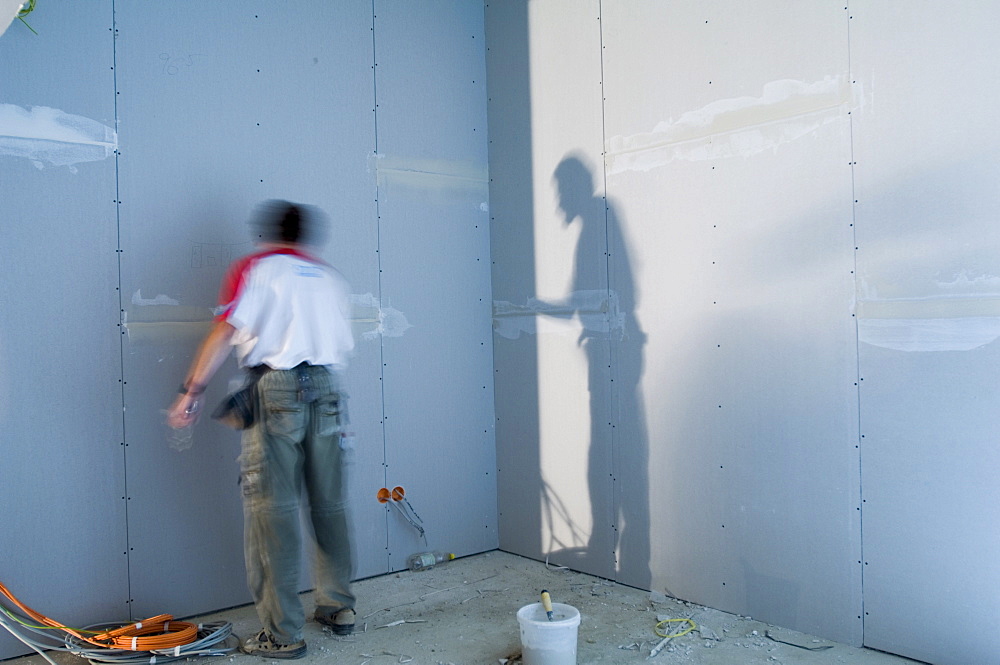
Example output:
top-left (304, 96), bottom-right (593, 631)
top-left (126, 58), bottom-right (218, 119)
top-left (655, 617), bottom-right (697, 639)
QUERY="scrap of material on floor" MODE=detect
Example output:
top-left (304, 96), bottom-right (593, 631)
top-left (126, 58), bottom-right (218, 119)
top-left (4, 551), bottom-right (921, 665)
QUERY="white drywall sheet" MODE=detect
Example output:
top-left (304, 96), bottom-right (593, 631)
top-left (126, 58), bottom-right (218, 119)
top-left (851, 3), bottom-right (1000, 663)
top-left (487, 0), bottom-right (864, 646)
top-left (601, 1), bottom-right (861, 644)
top-left (488, 0), bottom-right (618, 582)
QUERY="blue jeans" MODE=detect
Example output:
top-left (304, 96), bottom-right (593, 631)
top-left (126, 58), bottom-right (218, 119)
top-left (239, 365), bottom-right (355, 644)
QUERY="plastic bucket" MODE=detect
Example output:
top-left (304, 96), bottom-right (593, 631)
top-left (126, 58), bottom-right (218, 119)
top-left (516, 602), bottom-right (581, 665)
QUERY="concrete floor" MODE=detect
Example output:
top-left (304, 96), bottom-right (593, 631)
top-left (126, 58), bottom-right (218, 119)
top-left (6, 551), bottom-right (924, 665)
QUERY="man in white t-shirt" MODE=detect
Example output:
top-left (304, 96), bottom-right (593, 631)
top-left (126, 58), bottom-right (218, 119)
top-left (167, 201), bottom-right (356, 659)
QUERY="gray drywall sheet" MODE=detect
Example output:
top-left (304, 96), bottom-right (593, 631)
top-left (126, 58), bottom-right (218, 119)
top-left (487, 0), bottom-right (864, 645)
top-left (372, 0), bottom-right (498, 569)
top-left (2, 3), bottom-right (496, 655)
top-left (489, 0), bottom-right (617, 582)
top-left (851, 3), bottom-right (1000, 663)
top-left (484, 0), bottom-right (546, 570)
top-left (0, 4), bottom-right (129, 660)
top-left (113, 0), bottom-right (386, 617)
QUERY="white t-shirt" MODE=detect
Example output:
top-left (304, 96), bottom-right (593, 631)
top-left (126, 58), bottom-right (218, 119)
top-left (219, 248), bottom-right (354, 369)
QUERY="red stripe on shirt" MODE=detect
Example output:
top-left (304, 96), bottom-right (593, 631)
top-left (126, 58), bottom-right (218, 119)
top-left (216, 247), bottom-right (321, 320)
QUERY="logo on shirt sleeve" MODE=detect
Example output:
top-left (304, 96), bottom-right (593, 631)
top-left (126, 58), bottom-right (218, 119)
top-left (295, 264), bottom-right (324, 278)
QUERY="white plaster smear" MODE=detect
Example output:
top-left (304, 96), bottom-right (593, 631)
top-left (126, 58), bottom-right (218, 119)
top-left (350, 293), bottom-right (413, 341)
top-left (493, 290), bottom-right (623, 340)
top-left (857, 287), bottom-right (1000, 352)
top-left (0, 103), bottom-right (118, 169)
top-left (858, 317), bottom-right (1000, 353)
top-left (606, 75), bottom-right (859, 174)
top-left (132, 289), bottom-right (179, 306)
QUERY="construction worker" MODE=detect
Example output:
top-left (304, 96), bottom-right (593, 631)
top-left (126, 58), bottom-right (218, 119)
top-left (167, 200), bottom-right (357, 658)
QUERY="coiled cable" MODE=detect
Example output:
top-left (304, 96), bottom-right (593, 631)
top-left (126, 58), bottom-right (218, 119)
top-left (0, 581), bottom-right (237, 665)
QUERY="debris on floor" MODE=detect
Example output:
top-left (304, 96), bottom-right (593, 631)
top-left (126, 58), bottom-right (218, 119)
top-left (2, 551), bottom-right (919, 665)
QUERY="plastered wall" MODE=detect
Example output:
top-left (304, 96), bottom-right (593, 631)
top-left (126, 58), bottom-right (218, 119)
top-left (0, 2), bottom-right (495, 659)
top-left (486, 2), bottom-right (1000, 663)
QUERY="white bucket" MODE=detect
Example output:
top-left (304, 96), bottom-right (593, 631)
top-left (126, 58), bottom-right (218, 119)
top-left (516, 602), bottom-right (581, 665)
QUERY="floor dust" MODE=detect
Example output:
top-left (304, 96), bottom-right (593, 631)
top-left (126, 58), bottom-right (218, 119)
top-left (5, 551), bottom-right (923, 665)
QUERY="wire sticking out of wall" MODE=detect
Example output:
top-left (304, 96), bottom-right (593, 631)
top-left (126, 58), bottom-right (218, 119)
top-left (378, 486), bottom-right (428, 546)
top-left (0, 581), bottom-right (237, 665)
top-left (17, 0), bottom-right (36, 34)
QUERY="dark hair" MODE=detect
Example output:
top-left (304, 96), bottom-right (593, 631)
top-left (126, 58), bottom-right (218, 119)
top-left (253, 200), bottom-right (326, 245)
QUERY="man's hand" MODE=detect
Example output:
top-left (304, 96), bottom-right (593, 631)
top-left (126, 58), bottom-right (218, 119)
top-left (165, 319), bottom-right (237, 429)
top-left (167, 393), bottom-right (202, 429)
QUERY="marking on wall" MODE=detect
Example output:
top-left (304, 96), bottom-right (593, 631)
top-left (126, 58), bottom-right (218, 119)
top-left (605, 76), bottom-right (862, 174)
top-left (350, 293), bottom-right (412, 340)
top-left (0, 103), bottom-right (117, 170)
top-left (493, 290), bottom-right (623, 340)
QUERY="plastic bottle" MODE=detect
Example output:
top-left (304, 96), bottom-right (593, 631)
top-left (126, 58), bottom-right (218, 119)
top-left (406, 551), bottom-right (455, 572)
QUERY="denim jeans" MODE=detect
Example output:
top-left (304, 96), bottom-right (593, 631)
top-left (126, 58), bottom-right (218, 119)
top-left (239, 365), bottom-right (355, 644)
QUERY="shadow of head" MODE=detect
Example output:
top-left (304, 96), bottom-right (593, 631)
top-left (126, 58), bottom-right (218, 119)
top-left (553, 154), bottom-right (596, 225)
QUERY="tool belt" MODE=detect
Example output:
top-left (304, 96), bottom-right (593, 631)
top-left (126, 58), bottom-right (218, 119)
top-left (211, 363), bottom-right (321, 430)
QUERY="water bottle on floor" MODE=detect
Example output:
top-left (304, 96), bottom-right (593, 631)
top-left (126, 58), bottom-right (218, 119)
top-left (406, 551), bottom-right (455, 572)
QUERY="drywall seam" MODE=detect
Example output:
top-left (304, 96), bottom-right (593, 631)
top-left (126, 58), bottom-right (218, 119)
top-left (857, 272), bottom-right (1000, 351)
top-left (605, 76), bottom-right (861, 174)
top-left (0, 103), bottom-right (118, 169)
top-left (370, 152), bottom-right (489, 194)
top-left (857, 297), bottom-right (1000, 352)
top-left (121, 293), bottom-right (411, 344)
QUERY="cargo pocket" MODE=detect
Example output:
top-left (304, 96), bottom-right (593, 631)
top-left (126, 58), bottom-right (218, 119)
top-left (316, 395), bottom-right (342, 438)
top-left (238, 439), bottom-right (268, 502)
top-left (264, 390), bottom-right (307, 443)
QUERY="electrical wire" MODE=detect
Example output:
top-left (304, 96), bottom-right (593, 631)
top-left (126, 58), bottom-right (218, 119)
top-left (654, 617), bottom-right (697, 639)
top-left (16, 0), bottom-right (37, 35)
top-left (0, 582), bottom-right (237, 664)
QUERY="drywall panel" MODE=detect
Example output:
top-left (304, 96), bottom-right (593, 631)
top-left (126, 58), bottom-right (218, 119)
top-left (487, 0), bottom-right (616, 581)
top-left (0, 5), bottom-right (129, 660)
top-left (372, 0), bottom-right (497, 568)
top-left (601, 1), bottom-right (861, 644)
top-left (851, 3), bottom-right (1000, 663)
top-left (113, 0), bottom-right (384, 618)
top-left (484, 0), bottom-right (543, 564)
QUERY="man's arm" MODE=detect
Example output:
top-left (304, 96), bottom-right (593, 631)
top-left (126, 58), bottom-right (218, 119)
top-left (166, 319), bottom-right (237, 428)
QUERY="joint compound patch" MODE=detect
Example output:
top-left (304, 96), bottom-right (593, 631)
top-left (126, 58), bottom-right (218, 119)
top-left (0, 104), bottom-right (118, 170)
top-left (350, 293), bottom-right (412, 340)
top-left (606, 76), bottom-right (862, 174)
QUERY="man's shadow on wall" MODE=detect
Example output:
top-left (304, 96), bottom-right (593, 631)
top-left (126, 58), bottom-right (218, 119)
top-left (542, 154), bottom-right (651, 591)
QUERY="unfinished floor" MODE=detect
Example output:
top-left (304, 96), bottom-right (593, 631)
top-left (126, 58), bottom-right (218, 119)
top-left (6, 551), bottom-right (922, 665)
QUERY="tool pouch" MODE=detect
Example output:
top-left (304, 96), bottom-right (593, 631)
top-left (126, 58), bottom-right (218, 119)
top-left (211, 366), bottom-right (267, 430)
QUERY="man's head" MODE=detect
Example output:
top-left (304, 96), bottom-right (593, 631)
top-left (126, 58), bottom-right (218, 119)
top-left (253, 199), bottom-right (327, 246)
